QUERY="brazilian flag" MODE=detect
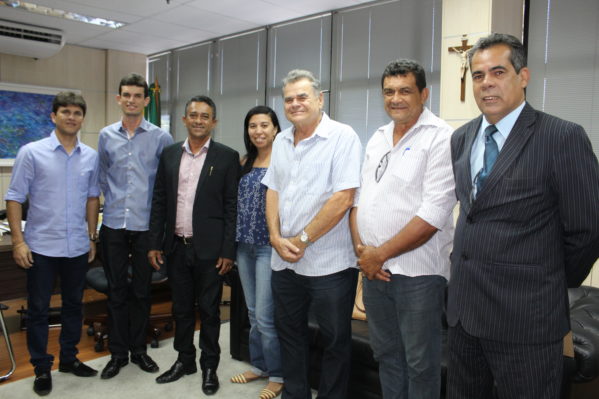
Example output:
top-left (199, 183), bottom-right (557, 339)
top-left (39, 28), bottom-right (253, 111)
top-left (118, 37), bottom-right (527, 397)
top-left (145, 77), bottom-right (161, 127)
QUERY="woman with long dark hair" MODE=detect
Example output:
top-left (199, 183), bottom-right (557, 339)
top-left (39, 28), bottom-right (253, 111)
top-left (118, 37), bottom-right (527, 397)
top-left (230, 106), bottom-right (283, 399)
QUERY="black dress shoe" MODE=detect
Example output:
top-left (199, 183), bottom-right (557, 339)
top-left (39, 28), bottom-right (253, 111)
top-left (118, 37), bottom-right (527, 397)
top-left (59, 359), bottom-right (98, 377)
top-left (100, 357), bottom-right (129, 379)
top-left (155, 360), bottom-right (197, 384)
top-left (202, 368), bottom-right (219, 395)
top-left (131, 353), bottom-right (159, 373)
top-left (33, 371), bottom-right (52, 396)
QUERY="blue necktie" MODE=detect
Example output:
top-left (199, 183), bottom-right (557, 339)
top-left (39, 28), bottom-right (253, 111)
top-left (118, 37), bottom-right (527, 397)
top-left (475, 124), bottom-right (499, 194)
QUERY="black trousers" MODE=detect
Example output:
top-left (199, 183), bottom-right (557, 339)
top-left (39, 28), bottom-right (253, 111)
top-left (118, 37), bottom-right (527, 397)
top-left (27, 252), bottom-right (88, 372)
top-left (100, 225), bottom-right (153, 358)
top-left (272, 267), bottom-right (358, 399)
top-left (167, 239), bottom-right (223, 370)
top-left (447, 321), bottom-right (563, 399)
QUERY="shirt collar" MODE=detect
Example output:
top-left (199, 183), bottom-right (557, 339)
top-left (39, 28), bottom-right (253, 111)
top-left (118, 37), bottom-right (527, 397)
top-left (182, 137), bottom-right (210, 155)
top-left (481, 101), bottom-right (526, 141)
top-left (380, 107), bottom-right (437, 146)
top-left (118, 118), bottom-right (152, 135)
top-left (312, 112), bottom-right (332, 139)
top-left (281, 112), bottom-right (331, 142)
top-left (49, 130), bottom-right (81, 152)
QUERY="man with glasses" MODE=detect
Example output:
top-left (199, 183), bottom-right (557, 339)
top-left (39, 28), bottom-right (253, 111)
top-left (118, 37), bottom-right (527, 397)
top-left (262, 69), bottom-right (362, 399)
top-left (349, 59), bottom-right (455, 399)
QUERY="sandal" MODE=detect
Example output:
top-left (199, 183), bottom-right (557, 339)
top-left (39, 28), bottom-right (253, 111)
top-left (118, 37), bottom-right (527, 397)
top-left (259, 383), bottom-right (283, 399)
top-left (230, 371), bottom-right (265, 384)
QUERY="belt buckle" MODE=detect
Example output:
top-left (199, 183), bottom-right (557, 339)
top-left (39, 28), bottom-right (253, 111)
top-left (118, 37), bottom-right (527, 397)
top-left (182, 236), bottom-right (192, 245)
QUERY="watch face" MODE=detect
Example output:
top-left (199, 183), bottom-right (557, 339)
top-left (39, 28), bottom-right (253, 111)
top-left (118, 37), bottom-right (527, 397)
top-left (300, 231), bottom-right (309, 244)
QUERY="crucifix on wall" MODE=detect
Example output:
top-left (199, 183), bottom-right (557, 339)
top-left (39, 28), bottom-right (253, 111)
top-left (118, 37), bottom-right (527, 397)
top-left (448, 35), bottom-right (473, 102)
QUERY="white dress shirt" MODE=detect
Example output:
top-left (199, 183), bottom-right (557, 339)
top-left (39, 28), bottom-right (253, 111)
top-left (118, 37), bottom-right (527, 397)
top-left (356, 107), bottom-right (455, 279)
top-left (262, 113), bottom-right (362, 276)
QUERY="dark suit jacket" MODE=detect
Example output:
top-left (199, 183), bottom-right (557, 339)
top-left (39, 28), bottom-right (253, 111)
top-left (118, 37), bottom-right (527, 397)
top-left (448, 103), bottom-right (599, 344)
top-left (148, 140), bottom-right (240, 261)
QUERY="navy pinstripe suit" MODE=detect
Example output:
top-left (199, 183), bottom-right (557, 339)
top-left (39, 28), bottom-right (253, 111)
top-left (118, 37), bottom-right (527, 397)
top-left (447, 102), bottom-right (599, 398)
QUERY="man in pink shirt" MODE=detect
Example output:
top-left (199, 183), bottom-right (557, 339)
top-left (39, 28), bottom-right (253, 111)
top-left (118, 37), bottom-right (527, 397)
top-left (147, 95), bottom-right (240, 395)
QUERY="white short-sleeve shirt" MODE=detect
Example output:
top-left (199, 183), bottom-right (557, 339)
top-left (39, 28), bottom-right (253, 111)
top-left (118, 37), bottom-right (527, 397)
top-left (262, 112), bottom-right (362, 276)
top-left (356, 107), bottom-right (456, 279)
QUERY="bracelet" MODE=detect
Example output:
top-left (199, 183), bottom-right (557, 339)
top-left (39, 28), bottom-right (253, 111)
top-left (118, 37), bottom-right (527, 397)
top-left (13, 241), bottom-right (27, 249)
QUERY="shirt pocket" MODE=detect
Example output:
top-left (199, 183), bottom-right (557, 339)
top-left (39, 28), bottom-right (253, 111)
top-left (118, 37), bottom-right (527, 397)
top-left (305, 161), bottom-right (330, 195)
top-left (390, 149), bottom-right (427, 186)
top-left (77, 169), bottom-right (93, 196)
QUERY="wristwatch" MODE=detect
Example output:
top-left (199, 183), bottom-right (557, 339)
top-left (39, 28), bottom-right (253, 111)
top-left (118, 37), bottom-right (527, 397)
top-left (299, 230), bottom-right (312, 246)
top-left (89, 232), bottom-right (99, 242)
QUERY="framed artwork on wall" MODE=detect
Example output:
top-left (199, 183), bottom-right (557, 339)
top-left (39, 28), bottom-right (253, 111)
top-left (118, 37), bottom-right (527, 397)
top-left (0, 82), bottom-right (80, 167)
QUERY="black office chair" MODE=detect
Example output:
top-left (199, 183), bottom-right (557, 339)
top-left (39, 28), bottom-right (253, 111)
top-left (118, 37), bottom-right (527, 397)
top-left (84, 263), bottom-right (173, 352)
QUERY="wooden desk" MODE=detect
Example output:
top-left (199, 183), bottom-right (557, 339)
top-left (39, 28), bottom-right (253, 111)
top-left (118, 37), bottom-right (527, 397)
top-left (0, 234), bottom-right (29, 301)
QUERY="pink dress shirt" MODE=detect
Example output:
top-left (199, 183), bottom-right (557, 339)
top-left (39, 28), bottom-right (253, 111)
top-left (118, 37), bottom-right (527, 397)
top-left (175, 138), bottom-right (209, 237)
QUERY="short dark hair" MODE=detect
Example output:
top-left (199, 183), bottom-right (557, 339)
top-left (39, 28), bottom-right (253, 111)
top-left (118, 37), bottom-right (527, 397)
top-left (119, 73), bottom-right (149, 97)
top-left (184, 95), bottom-right (217, 120)
top-left (52, 92), bottom-right (86, 116)
top-left (468, 33), bottom-right (527, 73)
top-left (381, 59), bottom-right (427, 92)
top-left (241, 106), bottom-right (281, 176)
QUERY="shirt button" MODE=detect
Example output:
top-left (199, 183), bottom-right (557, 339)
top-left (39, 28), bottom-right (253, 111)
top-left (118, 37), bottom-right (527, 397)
top-left (126, 209), bottom-right (129, 212)
top-left (128, 152), bottom-right (132, 156)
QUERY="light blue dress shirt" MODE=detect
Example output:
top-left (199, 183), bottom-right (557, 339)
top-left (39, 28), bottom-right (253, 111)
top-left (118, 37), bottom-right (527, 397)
top-left (470, 101), bottom-right (526, 195)
top-left (98, 119), bottom-right (173, 231)
top-left (262, 113), bottom-right (362, 276)
top-left (6, 132), bottom-right (100, 258)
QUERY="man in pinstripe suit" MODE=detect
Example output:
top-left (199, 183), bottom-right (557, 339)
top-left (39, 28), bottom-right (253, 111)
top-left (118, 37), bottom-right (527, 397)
top-left (447, 33), bottom-right (599, 399)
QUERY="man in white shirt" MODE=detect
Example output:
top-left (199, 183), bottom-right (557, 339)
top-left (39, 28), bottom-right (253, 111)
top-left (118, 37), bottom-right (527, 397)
top-left (262, 69), bottom-right (362, 399)
top-left (349, 59), bottom-right (456, 399)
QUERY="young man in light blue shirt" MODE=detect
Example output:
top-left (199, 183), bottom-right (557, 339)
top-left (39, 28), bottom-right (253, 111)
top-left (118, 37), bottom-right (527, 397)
top-left (98, 73), bottom-right (173, 379)
top-left (6, 92), bottom-right (100, 396)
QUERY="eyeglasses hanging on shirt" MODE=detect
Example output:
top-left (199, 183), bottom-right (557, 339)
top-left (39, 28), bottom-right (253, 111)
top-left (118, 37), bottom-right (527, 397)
top-left (375, 151), bottom-right (390, 183)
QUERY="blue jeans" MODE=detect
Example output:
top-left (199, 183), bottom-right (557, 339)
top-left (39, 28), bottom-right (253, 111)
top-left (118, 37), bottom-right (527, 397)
top-left (363, 274), bottom-right (446, 399)
top-left (237, 242), bottom-right (283, 383)
top-left (27, 252), bottom-right (89, 372)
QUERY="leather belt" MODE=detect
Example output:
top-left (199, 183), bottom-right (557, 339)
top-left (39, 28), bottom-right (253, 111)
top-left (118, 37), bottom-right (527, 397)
top-left (174, 235), bottom-right (193, 245)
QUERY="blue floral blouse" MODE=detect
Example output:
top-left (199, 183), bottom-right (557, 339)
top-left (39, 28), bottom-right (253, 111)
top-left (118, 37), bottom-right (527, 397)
top-left (236, 167), bottom-right (270, 246)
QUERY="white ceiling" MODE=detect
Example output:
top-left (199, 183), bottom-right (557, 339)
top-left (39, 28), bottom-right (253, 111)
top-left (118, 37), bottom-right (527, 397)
top-left (1, 0), bottom-right (373, 55)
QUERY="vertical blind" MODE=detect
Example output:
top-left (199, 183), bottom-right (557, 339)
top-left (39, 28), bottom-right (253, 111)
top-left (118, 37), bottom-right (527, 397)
top-left (147, 0), bottom-right (442, 153)
top-left (172, 42), bottom-right (212, 141)
top-left (331, 0), bottom-right (442, 144)
top-left (527, 0), bottom-right (599, 155)
top-left (213, 29), bottom-right (267, 152)
top-left (267, 14), bottom-right (332, 132)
